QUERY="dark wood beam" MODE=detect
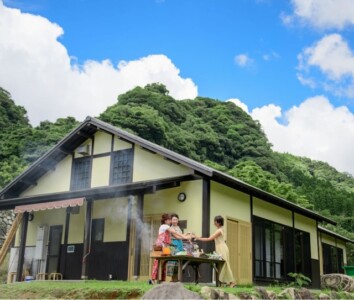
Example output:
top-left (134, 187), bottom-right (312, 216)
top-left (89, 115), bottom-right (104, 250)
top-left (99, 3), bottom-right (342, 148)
top-left (81, 199), bottom-right (93, 280)
top-left (133, 194), bottom-right (144, 278)
top-left (77, 131), bottom-right (91, 139)
top-left (16, 212), bottom-right (29, 282)
top-left (18, 179), bottom-right (37, 186)
top-left (200, 178), bottom-right (212, 282)
top-left (0, 174), bottom-right (200, 210)
top-left (60, 208), bottom-right (71, 277)
top-left (58, 147), bottom-right (72, 155)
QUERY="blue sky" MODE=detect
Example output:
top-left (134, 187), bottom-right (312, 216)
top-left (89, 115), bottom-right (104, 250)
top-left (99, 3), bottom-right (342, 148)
top-left (1, 0), bottom-right (354, 175)
top-left (4, 0), bottom-right (342, 111)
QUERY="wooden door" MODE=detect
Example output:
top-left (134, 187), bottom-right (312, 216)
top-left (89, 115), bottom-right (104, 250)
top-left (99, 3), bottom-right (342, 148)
top-left (227, 218), bottom-right (252, 284)
top-left (140, 216), bottom-right (161, 280)
top-left (129, 215), bottom-right (160, 281)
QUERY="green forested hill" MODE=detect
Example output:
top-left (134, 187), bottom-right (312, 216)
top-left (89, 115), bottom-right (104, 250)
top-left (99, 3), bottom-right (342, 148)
top-left (0, 88), bottom-right (78, 187)
top-left (1, 84), bottom-right (353, 261)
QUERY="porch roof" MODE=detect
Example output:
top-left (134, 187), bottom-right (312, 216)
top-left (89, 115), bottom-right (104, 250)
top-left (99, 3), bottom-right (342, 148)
top-left (14, 197), bottom-right (85, 213)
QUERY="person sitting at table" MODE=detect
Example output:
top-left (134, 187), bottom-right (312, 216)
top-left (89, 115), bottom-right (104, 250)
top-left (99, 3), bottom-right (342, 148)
top-left (195, 215), bottom-right (236, 288)
top-left (151, 213), bottom-right (189, 283)
top-left (166, 213), bottom-right (184, 282)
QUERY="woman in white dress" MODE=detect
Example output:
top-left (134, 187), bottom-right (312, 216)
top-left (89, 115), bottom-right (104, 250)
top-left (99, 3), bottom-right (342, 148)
top-left (196, 215), bottom-right (236, 287)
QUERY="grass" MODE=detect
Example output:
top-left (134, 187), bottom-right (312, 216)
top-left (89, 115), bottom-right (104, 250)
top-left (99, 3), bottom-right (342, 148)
top-left (0, 254), bottom-right (9, 284)
top-left (0, 281), bottom-right (153, 299)
top-left (1, 280), bottom-right (354, 299)
top-left (0, 280), bottom-right (266, 299)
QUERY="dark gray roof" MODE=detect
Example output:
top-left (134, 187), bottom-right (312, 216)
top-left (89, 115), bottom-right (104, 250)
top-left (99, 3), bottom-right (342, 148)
top-left (318, 226), bottom-right (354, 244)
top-left (0, 116), bottom-right (336, 225)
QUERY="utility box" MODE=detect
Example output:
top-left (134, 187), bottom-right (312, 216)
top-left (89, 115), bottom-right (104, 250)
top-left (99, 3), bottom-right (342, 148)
top-left (343, 266), bottom-right (354, 277)
top-left (77, 144), bottom-right (91, 155)
top-left (34, 225), bottom-right (48, 260)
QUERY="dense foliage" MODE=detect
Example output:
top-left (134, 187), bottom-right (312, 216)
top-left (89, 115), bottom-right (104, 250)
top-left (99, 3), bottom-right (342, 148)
top-left (1, 84), bottom-right (353, 262)
top-left (0, 88), bottom-right (78, 187)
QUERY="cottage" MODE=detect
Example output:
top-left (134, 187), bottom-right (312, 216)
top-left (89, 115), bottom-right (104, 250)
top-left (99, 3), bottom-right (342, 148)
top-left (0, 116), bottom-right (351, 287)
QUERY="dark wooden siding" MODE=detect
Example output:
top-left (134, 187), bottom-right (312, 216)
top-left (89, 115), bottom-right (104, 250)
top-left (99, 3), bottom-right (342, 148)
top-left (60, 244), bottom-right (83, 280)
top-left (60, 241), bottom-right (129, 280)
top-left (311, 259), bottom-right (320, 289)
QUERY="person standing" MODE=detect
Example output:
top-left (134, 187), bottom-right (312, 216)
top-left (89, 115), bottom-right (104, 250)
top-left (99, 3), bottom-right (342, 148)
top-left (195, 215), bottom-right (236, 288)
top-left (151, 213), bottom-right (188, 283)
top-left (167, 213), bottom-right (184, 281)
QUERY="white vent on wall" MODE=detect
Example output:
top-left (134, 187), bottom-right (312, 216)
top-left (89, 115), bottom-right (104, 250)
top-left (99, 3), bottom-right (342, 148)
top-left (77, 144), bottom-right (91, 155)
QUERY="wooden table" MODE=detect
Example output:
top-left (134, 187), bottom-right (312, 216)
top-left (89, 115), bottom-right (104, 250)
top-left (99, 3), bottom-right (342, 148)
top-left (150, 255), bottom-right (225, 286)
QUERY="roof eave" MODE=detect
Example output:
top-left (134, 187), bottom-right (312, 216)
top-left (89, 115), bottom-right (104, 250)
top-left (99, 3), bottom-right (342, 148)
top-left (318, 226), bottom-right (354, 244)
top-left (212, 171), bottom-right (336, 225)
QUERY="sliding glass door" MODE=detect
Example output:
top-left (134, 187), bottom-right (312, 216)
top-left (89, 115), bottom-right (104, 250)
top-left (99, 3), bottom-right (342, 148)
top-left (253, 216), bottom-right (311, 282)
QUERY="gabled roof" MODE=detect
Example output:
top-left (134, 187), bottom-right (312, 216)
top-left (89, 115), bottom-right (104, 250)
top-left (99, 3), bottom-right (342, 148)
top-left (318, 226), bottom-right (354, 244)
top-left (0, 116), bottom-right (336, 225)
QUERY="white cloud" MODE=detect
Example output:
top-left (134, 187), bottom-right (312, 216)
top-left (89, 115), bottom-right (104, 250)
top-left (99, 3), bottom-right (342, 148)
top-left (262, 51), bottom-right (280, 61)
top-left (234, 54), bottom-right (254, 67)
top-left (0, 1), bottom-right (198, 125)
top-left (297, 34), bottom-right (354, 98)
top-left (226, 98), bottom-right (249, 113)
top-left (284, 0), bottom-right (354, 30)
top-left (251, 96), bottom-right (354, 175)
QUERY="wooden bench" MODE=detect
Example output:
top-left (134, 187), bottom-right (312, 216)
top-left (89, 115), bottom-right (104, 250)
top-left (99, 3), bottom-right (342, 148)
top-left (49, 272), bottom-right (62, 280)
top-left (7, 272), bottom-right (16, 284)
top-left (36, 273), bottom-right (49, 280)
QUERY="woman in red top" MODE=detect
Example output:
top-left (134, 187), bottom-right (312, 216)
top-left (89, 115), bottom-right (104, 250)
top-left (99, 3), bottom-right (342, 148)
top-left (151, 213), bottom-right (189, 283)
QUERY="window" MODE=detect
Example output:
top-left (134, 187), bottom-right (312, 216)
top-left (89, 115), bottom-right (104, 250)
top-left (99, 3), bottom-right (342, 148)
top-left (322, 243), bottom-right (344, 274)
top-left (254, 217), bottom-right (284, 279)
top-left (71, 157), bottom-right (91, 190)
top-left (92, 219), bottom-right (104, 243)
top-left (294, 230), bottom-right (311, 278)
top-left (110, 149), bottom-right (133, 185)
top-left (253, 216), bottom-right (311, 281)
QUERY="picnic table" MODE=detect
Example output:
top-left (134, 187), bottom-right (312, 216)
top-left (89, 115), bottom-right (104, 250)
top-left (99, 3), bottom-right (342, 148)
top-left (150, 254), bottom-right (225, 286)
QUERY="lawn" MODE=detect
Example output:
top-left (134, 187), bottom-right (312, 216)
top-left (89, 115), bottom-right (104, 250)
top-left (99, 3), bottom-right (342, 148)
top-left (0, 280), bottom-right (353, 299)
top-left (0, 280), bottom-right (275, 299)
top-left (0, 281), bottom-right (153, 299)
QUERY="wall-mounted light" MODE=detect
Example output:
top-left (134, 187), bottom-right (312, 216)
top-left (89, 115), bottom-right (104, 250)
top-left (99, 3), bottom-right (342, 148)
top-left (177, 192), bottom-right (187, 202)
top-left (28, 212), bottom-right (34, 221)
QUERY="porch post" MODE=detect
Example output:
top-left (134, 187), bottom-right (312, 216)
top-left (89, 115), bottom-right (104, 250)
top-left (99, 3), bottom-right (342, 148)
top-left (200, 178), bottom-right (212, 282)
top-left (250, 193), bottom-right (254, 282)
top-left (81, 199), bottom-right (93, 280)
top-left (133, 194), bottom-right (144, 278)
top-left (292, 210), bottom-right (296, 272)
top-left (16, 212), bottom-right (29, 282)
top-left (60, 208), bottom-right (71, 276)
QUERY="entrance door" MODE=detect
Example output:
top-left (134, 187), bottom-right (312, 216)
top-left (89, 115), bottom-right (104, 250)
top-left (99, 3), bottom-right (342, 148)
top-left (131, 215), bottom-right (160, 281)
top-left (226, 218), bottom-right (252, 284)
top-left (46, 225), bottom-right (63, 273)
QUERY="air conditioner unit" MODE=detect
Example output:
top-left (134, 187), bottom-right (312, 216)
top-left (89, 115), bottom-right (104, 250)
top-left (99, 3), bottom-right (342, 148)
top-left (77, 144), bottom-right (91, 155)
